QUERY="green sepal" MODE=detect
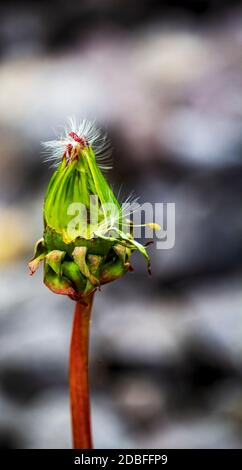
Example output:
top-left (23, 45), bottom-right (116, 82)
top-left (113, 244), bottom-right (127, 263)
top-left (83, 255), bottom-right (103, 296)
top-left (100, 257), bottom-right (129, 284)
top-left (72, 246), bottom-right (99, 286)
top-left (28, 238), bottom-right (46, 275)
top-left (62, 261), bottom-right (87, 293)
top-left (98, 231), bottom-right (150, 270)
top-left (44, 263), bottom-right (77, 300)
top-left (87, 254), bottom-right (103, 276)
top-left (45, 250), bottom-right (66, 275)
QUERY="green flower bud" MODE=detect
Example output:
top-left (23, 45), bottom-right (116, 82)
top-left (29, 119), bottom-right (152, 301)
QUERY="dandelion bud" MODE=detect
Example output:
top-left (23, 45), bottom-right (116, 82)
top-left (29, 119), bottom-right (151, 301)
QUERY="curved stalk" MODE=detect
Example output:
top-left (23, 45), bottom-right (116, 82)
top-left (69, 293), bottom-right (94, 448)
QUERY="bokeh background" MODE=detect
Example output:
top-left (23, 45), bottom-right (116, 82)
top-left (1, 0), bottom-right (242, 449)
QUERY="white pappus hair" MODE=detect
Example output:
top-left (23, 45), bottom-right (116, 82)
top-left (42, 118), bottom-right (113, 171)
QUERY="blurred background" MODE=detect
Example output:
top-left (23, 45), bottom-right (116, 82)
top-left (1, 0), bottom-right (242, 449)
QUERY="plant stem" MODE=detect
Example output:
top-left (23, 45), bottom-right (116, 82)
top-left (69, 293), bottom-right (94, 449)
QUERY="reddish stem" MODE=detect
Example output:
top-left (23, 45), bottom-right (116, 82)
top-left (69, 294), bottom-right (94, 449)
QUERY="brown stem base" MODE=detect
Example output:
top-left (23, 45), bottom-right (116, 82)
top-left (69, 294), bottom-right (94, 449)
